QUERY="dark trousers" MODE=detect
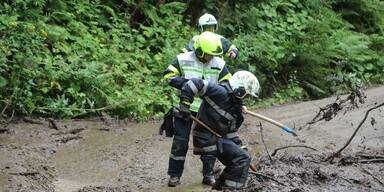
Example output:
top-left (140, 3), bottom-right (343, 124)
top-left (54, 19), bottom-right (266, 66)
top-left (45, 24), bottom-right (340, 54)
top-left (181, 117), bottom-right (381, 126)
top-left (168, 114), bottom-right (215, 177)
top-left (216, 138), bottom-right (250, 187)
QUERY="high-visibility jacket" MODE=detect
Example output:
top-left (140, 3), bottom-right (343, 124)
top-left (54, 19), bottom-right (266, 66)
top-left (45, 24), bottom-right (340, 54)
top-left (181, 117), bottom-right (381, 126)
top-left (163, 51), bottom-right (231, 112)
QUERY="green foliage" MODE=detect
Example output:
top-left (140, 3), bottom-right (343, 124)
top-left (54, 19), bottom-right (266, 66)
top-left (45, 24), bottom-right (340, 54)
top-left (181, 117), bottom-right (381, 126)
top-left (223, 0), bottom-right (383, 100)
top-left (0, 1), bottom-right (191, 119)
top-left (0, 0), bottom-right (383, 119)
top-left (331, 0), bottom-right (384, 34)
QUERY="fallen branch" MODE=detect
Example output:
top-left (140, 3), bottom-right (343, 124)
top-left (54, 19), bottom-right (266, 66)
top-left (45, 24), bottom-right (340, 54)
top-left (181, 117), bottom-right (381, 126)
top-left (308, 96), bottom-right (346, 124)
top-left (356, 153), bottom-right (384, 159)
top-left (55, 135), bottom-right (82, 143)
top-left (259, 122), bottom-right (273, 163)
top-left (308, 89), bottom-right (366, 124)
top-left (9, 172), bottom-right (39, 176)
top-left (51, 128), bottom-right (85, 136)
top-left (249, 171), bottom-right (286, 186)
top-left (47, 118), bottom-right (59, 130)
top-left (340, 158), bottom-right (384, 165)
top-left (1, 100), bottom-right (10, 117)
top-left (271, 145), bottom-right (318, 156)
top-left (98, 128), bottom-right (110, 131)
top-left (22, 117), bottom-right (44, 125)
top-left (338, 176), bottom-right (353, 185)
top-left (359, 166), bottom-right (384, 186)
top-left (324, 102), bottom-right (384, 162)
top-left (0, 109), bottom-right (15, 130)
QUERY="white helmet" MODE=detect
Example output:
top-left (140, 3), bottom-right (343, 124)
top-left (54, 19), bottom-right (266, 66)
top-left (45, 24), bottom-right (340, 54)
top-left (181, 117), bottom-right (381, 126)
top-left (198, 13), bottom-right (218, 32)
top-left (229, 71), bottom-right (260, 98)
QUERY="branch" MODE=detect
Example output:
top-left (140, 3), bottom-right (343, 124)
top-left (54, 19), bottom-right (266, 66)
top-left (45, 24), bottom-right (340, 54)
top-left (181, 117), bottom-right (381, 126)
top-left (55, 135), bottom-right (82, 143)
top-left (359, 166), bottom-right (384, 186)
top-left (259, 122), bottom-right (273, 163)
top-left (9, 172), bottom-right (39, 176)
top-left (340, 158), bottom-right (384, 165)
top-left (271, 145), bottom-right (318, 156)
top-left (324, 102), bottom-right (384, 162)
top-left (47, 118), bottom-right (59, 130)
top-left (22, 117), bottom-right (44, 124)
top-left (249, 171), bottom-right (286, 186)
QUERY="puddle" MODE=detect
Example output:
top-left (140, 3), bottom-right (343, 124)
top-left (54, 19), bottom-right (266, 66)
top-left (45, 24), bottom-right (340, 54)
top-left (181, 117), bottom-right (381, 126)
top-left (52, 121), bottom-right (161, 191)
top-left (54, 178), bottom-right (93, 192)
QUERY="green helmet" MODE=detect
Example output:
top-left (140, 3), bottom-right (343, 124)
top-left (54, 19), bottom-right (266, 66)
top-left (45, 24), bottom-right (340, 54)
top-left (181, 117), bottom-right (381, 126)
top-left (229, 71), bottom-right (260, 98)
top-left (194, 31), bottom-right (223, 58)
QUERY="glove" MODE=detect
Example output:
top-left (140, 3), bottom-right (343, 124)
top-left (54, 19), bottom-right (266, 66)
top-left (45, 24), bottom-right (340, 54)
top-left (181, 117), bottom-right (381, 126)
top-left (228, 50), bottom-right (238, 60)
top-left (241, 105), bottom-right (248, 114)
top-left (179, 102), bottom-right (191, 120)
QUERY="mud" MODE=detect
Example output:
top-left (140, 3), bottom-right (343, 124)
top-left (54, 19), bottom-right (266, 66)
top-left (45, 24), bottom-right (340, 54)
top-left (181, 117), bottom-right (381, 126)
top-left (1, 86), bottom-right (383, 192)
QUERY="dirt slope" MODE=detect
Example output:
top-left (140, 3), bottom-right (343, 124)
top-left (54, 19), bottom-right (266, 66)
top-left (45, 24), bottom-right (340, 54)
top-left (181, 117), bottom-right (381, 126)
top-left (0, 86), bottom-right (383, 192)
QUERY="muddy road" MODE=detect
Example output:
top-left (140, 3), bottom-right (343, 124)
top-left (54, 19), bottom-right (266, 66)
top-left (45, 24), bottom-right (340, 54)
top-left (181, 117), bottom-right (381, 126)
top-left (1, 86), bottom-right (383, 192)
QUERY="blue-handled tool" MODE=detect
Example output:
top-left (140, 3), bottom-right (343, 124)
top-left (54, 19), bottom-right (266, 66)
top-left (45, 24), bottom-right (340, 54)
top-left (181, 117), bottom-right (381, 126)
top-left (245, 110), bottom-right (298, 137)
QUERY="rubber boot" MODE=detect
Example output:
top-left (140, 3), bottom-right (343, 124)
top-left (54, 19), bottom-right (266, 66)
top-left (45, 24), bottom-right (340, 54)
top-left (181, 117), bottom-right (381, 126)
top-left (212, 174), bottom-right (225, 190)
top-left (202, 175), bottom-right (216, 186)
top-left (168, 176), bottom-right (181, 187)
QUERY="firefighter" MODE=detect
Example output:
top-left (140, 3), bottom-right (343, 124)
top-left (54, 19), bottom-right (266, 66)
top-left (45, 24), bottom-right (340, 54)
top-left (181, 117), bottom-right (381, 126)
top-left (162, 31), bottom-right (231, 186)
top-left (178, 71), bottom-right (260, 190)
top-left (182, 13), bottom-right (238, 60)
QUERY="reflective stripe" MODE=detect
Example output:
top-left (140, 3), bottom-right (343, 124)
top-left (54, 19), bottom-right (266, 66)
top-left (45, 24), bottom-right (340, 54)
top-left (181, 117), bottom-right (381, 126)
top-left (204, 97), bottom-right (237, 130)
top-left (199, 80), bottom-right (209, 96)
top-left (163, 65), bottom-right (180, 80)
top-left (182, 66), bottom-right (203, 73)
top-left (164, 72), bottom-right (178, 80)
top-left (218, 73), bottom-right (232, 82)
top-left (183, 70), bottom-right (203, 76)
top-left (204, 70), bottom-right (221, 75)
top-left (187, 80), bottom-right (198, 95)
top-left (204, 97), bottom-right (234, 120)
top-left (225, 179), bottom-right (244, 188)
top-left (194, 145), bottom-right (217, 152)
top-left (226, 132), bottom-right (239, 139)
top-left (191, 121), bottom-right (196, 129)
top-left (181, 48), bottom-right (188, 53)
top-left (170, 154), bottom-right (186, 161)
top-left (167, 65), bottom-right (180, 74)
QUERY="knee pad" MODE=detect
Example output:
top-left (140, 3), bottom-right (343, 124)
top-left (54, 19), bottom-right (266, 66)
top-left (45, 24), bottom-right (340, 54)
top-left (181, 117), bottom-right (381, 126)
top-left (171, 136), bottom-right (189, 156)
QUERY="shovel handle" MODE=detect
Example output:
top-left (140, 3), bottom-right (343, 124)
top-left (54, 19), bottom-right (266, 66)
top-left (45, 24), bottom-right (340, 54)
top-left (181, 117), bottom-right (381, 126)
top-left (190, 115), bottom-right (222, 138)
top-left (245, 110), bottom-right (297, 136)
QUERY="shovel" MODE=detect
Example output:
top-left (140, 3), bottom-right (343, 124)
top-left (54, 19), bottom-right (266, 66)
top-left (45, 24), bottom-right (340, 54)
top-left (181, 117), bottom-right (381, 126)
top-left (244, 110), bottom-right (298, 137)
